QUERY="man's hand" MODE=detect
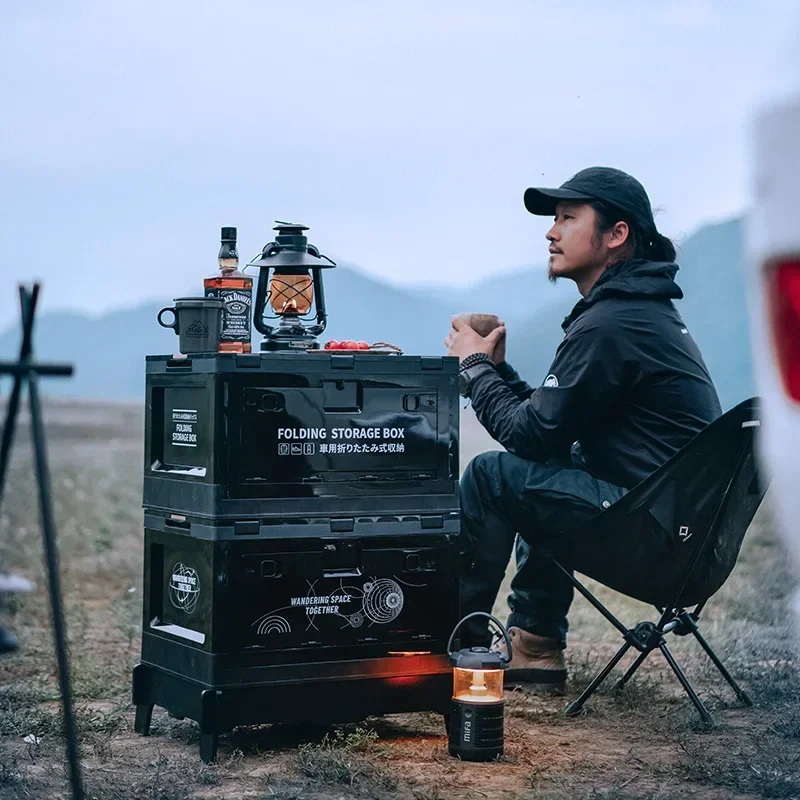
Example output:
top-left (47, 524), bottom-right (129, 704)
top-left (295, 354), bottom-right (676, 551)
top-left (445, 316), bottom-right (506, 364)
top-left (491, 320), bottom-right (507, 365)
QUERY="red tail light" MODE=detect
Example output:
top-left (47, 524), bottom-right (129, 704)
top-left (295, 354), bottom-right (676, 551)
top-left (769, 258), bottom-right (800, 402)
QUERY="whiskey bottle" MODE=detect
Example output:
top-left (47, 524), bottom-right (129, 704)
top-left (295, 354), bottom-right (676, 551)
top-left (204, 227), bottom-right (253, 353)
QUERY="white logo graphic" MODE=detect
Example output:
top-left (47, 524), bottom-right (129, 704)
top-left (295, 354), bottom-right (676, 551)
top-left (255, 614), bottom-right (292, 635)
top-left (543, 374), bottom-right (559, 388)
top-left (679, 525), bottom-right (692, 542)
top-left (168, 563), bottom-right (200, 614)
top-left (362, 579), bottom-right (404, 624)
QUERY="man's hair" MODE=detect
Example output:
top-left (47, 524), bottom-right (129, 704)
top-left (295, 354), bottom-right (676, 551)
top-left (588, 199), bottom-right (676, 264)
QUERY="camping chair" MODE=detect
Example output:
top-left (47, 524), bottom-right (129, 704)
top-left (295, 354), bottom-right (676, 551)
top-left (550, 398), bottom-right (766, 725)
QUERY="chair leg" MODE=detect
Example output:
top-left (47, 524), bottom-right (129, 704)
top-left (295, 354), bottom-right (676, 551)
top-left (566, 641), bottom-right (631, 716)
top-left (691, 628), bottom-right (753, 706)
top-left (612, 649), bottom-right (650, 695)
top-left (659, 643), bottom-right (713, 726)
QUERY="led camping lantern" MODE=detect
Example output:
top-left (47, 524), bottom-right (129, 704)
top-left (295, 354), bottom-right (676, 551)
top-left (447, 612), bottom-right (511, 762)
top-left (251, 221), bottom-right (336, 351)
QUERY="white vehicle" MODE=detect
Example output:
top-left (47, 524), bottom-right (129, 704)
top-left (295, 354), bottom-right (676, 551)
top-left (748, 96), bottom-right (800, 579)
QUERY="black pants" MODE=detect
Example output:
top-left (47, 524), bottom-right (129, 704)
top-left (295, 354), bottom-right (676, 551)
top-left (459, 450), bottom-right (626, 648)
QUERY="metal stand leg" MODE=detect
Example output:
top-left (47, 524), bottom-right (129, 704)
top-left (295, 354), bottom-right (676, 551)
top-left (1, 285), bottom-right (81, 799)
top-left (566, 641), bottom-right (632, 716)
top-left (0, 286), bottom-right (37, 497)
top-left (613, 649), bottom-right (650, 695)
top-left (659, 643), bottom-right (713, 726)
top-left (692, 628), bottom-right (753, 706)
top-left (28, 373), bottom-right (85, 798)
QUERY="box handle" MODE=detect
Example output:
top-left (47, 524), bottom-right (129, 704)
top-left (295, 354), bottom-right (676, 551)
top-left (323, 568), bottom-right (362, 578)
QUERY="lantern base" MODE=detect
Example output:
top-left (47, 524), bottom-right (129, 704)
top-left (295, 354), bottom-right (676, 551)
top-left (448, 697), bottom-right (504, 761)
top-left (260, 337), bottom-right (320, 351)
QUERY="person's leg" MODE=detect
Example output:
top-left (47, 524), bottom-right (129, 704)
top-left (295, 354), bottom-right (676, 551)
top-left (459, 451), bottom-right (528, 647)
top-left (460, 451), bottom-right (580, 645)
top-left (460, 450), bottom-right (625, 647)
top-left (508, 468), bottom-right (627, 647)
top-left (508, 537), bottom-right (573, 649)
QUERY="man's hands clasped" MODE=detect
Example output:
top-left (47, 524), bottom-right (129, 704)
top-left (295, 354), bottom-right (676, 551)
top-left (445, 315), bottom-right (507, 365)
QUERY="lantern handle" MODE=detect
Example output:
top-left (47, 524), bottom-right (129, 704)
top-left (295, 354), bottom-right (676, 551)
top-left (446, 611), bottom-right (512, 665)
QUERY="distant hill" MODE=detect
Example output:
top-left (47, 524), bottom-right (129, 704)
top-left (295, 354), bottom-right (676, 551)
top-left (0, 217), bottom-right (753, 408)
top-left (408, 265), bottom-right (576, 323)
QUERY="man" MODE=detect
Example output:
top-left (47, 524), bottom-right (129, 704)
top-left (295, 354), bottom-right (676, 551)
top-left (445, 167), bottom-right (721, 693)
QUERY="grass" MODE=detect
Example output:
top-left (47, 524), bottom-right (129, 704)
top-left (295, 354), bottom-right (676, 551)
top-left (0, 400), bottom-right (798, 799)
top-left (293, 726), bottom-right (398, 794)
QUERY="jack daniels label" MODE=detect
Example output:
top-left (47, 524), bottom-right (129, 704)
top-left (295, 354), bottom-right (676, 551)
top-left (205, 287), bottom-right (252, 342)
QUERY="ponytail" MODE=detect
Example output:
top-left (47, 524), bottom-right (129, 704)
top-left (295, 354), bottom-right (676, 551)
top-left (645, 230), bottom-right (676, 263)
top-left (589, 199), bottom-right (676, 264)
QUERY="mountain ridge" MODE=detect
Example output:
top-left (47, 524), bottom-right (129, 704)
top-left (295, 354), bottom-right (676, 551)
top-left (0, 215), bottom-right (752, 409)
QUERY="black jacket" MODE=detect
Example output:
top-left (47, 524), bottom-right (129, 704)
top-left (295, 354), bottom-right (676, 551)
top-left (468, 259), bottom-right (722, 489)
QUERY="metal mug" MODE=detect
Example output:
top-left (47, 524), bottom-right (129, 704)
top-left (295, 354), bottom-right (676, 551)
top-left (157, 297), bottom-right (224, 354)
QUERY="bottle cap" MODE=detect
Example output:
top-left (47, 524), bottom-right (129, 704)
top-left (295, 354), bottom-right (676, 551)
top-left (221, 227), bottom-right (237, 241)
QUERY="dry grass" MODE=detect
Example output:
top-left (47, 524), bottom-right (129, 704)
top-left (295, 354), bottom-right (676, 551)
top-left (0, 400), bottom-right (798, 799)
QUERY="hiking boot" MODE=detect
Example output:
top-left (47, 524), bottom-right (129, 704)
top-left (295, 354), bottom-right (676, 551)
top-left (492, 626), bottom-right (567, 694)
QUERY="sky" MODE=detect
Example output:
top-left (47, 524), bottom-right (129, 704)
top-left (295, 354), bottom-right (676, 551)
top-left (1, 0), bottom-right (799, 325)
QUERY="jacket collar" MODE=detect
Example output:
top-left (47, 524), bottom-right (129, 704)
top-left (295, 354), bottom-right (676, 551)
top-left (562, 258), bottom-right (683, 331)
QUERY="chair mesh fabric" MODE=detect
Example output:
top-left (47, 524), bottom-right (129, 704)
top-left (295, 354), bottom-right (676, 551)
top-left (558, 399), bottom-right (766, 608)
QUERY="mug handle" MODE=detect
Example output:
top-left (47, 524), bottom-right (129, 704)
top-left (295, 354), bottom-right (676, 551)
top-left (157, 307), bottom-right (179, 332)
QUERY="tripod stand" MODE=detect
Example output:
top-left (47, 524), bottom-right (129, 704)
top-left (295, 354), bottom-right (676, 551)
top-left (0, 284), bottom-right (83, 800)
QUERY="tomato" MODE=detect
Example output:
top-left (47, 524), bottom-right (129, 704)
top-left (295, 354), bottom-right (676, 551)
top-left (341, 340), bottom-right (358, 349)
top-left (325, 340), bottom-right (341, 350)
top-left (356, 341), bottom-right (369, 349)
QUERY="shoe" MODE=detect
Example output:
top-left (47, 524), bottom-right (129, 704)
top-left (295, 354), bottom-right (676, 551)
top-left (492, 626), bottom-right (567, 694)
top-left (0, 624), bottom-right (19, 654)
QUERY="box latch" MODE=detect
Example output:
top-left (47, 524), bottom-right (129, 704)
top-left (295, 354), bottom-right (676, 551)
top-left (234, 520), bottom-right (260, 536)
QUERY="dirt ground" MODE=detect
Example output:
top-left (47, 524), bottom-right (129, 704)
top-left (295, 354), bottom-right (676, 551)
top-left (1, 400), bottom-right (799, 800)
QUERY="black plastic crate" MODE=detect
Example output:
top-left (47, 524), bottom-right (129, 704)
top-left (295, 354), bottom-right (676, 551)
top-left (134, 523), bottom-right (458, 761)
top-left (143, 351), bottom-right (460, 520)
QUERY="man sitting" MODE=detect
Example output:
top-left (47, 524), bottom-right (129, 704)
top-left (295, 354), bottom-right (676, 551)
top-left (445, 167), bottom-right (721, 692)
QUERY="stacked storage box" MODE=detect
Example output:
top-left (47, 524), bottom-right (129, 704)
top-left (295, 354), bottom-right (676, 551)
top-left (132, 351), bottom-right (461, 761)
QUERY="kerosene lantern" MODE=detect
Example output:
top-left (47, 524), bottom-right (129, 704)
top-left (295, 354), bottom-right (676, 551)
top-left (447, 612), bottom-right (511, 761)
top-left (250, 222), bottom-right (336, 351)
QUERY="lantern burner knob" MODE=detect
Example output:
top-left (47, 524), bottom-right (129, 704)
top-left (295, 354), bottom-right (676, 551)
top-left (273, 222), bottom-right (311, 251)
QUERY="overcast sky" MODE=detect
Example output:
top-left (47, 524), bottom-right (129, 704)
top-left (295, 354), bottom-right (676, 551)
top-left (1, 0), bottom-right (799, 324)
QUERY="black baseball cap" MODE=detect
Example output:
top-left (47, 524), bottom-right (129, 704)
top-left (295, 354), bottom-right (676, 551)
top-left (524, 166), bottom-right (656, 236)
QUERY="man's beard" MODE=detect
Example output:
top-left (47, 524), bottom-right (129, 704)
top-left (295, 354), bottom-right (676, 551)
top-left (547, 265), bottom-right (559, 284)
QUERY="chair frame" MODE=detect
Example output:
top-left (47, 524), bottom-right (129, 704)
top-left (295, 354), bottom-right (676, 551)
top-left (555, 417), bottom-right (759, 726)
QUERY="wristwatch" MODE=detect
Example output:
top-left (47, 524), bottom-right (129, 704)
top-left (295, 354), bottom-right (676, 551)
top-left (459, 353), bottom-right (495, 397)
